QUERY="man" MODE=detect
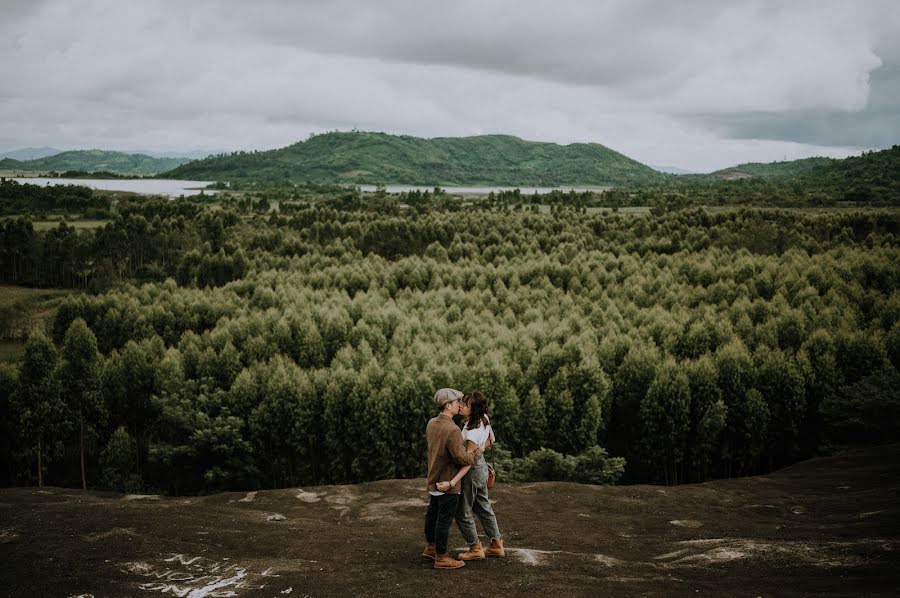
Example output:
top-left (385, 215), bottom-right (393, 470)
top-left (423, 388), bottom-right (483, 569)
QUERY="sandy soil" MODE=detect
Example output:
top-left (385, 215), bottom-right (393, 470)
top-left (0, 445), bottom-right (898, 597)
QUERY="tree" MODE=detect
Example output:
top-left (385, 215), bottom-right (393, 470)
top-left (517, 386), bottom-right (547, 454)
top-left (740, 389), bottom-right (770, 473)
top-left (11, 333), bottom-right (66, 487)
top-left (715, 338), bottom-right (755, 475)
top-left (100, 426), bottom-right (140, 492)
top-left (566, 363), bottom-right (607, 453)
top-left (0, 363), bottom-right (19, 486)
top-left (684, 355), bottom-right (723, 481)
top-left (797, 330), bottom-right (839, 457)
top-left (246, 357), bottom-right (303, 487)
top-left (544, 371), bottom-right (576, 454)
top-left (696, 399), bottom-right (727, 482)
top-left (608, 343), bottom-right (660, 479)
top-left (754, 347), bottom-right (806, 468)
top-left (57, 318), bottom-right (105, 490)
top-left (640, 358), bottom-right (691, 484)
top-left (101, 337), bottom-right (164, 480)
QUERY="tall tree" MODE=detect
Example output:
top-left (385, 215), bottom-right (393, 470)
top-left (11, 333), bottom-right (66, 487)
top-left (57, 318), bottom-right (105, 490)
top-left (0, 363), bottom-right (20, 486)
top-left (640, 358), bottom-right (691, 485)
top-left (101, 336), bottom-right (164, 480)
top-left (609, 343), bottom-right (660, 479)
top-left (684, 355), bottom-right (723, 481)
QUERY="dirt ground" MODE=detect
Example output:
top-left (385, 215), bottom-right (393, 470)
top-left (1, 445), bottom-right (898, 597)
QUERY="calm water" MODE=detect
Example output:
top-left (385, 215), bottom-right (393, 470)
top-left (10, 178), bottom-right (215, 197)
top-left (357, 184), bottom-right (611, 195)
top-left (9, 178), bottom-right (607, 197)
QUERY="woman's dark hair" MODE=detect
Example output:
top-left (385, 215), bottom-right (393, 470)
top-left (464, 391), bottom-right (489, 430)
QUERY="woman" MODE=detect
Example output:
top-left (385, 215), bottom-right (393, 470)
top-left (436, 391), bottom-right (505, 559)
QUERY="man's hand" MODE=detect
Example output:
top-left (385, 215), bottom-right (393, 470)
top-left (436, 481), bottom-right (452, 492)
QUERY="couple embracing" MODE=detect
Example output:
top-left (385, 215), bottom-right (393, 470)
top-left (423, 388), bottom-right (505, 570)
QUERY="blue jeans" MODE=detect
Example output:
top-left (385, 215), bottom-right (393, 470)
top-left (425, 493), bottom-right (459, 555)
top-left (455, 458), bottom-right (502, 545)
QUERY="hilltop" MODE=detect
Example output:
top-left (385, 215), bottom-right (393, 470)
top-left (0, 147), bottom-right (62, 161)
top-left (798, 145), bottom-right (900, 192)
top-left (710, 146), bottom-right (900, 191)
top-left (0, 149), bottom-right (191, 176)
top-left (1, 445), bottom-right (897, 597)
top-left (712, 156), bottom-right (834, 179)
top-left (163, 131), bottom-right (669, 186)
top-left (606, 145), bottom-right (900, 206)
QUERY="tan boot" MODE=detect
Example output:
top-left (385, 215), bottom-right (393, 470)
top-left (459, 542), bottom-right (485, 561)
top-left (433, 553), bottom-right (466, 569)
top-left (485, 538), bottom-right (505, 558)
top-left (422, 543), bottom-right (436, 560)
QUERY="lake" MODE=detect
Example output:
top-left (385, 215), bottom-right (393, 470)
top-left (9, 178), bottom-right (215, 197)
top-left (8, 178), bottom-right (609, 197)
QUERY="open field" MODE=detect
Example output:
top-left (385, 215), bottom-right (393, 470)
top-left (0, 340), bottom-right (24, 362)
top-left (0, 285), bottom-right (71, 342)
top-left (0, 170), bottom-right (46, 178)
top-left (30, 219), bottom-right (109, 231)
top-left (0, 285), bottom-right (69, 308)
top-left (1, 445), bottom-right (897, 597)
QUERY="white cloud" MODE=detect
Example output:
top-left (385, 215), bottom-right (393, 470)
top-left (0, 0), bottom-right (896, 172)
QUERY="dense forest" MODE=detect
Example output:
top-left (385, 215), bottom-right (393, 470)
top-left (163, 131), bottom-right (669, 186)
top-left (0, 179), bottom-right (111, 217)
top-left (712, 157), bottom-right (834, 179)
top-left (1, 172), bottom-right (897, 494)
top-left (598, 145), bottom-right (900, 209)
top-left (0, 150), bottom-right (191, 176)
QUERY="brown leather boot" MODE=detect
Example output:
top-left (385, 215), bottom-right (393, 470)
top-left (459, 542), bottom-right (485, 560)
top-left (485, 538), bottom-right (505, 558)
top-left (433, 553), bottom-right (466, 569)
top-left (422, 543), bottom-right (436, 560)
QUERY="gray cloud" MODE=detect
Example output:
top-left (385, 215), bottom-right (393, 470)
top-left (682, 26), bottom-right (900, 148)
top-left (0, 0), bottom-right (897, 172)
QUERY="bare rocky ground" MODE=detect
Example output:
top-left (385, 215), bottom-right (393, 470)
top-left (1, 445), bottom-right (898, 598)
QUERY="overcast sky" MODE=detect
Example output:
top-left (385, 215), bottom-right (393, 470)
top-left (2, 0), bottom-right (898, 172)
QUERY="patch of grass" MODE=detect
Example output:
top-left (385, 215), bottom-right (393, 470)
top-left (524, 205), bottom-right (652, 215)
top-left (31, 220), bottom-right (109, 231)
top-left (0, 285), bottom-right (71, 342)
top-left (0, 340), bottom-right (24, 362)
top-left (0, 170), bottom-right (45, 177)
top-left (0, 285), bottom-right (69, 307)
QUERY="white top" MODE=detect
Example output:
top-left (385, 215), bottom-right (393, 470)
top-left (462, 420), bottom-right (493, 447)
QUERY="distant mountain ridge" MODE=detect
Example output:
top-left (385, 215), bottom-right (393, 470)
top-left (0, 150), bottom-right (191, 176)
top-left (163, 131), bottom-right (670, 186)
top-left (711, 147), bottom-right (899, 192)
top-left (798, 145), bottom-right (900, 194)
top-left (0, 147), bottom-right (62, 161)
top-left (651, 165), bottom-right (695, 175)
top-left (132, 149), bottom-right (221, 160)
top-left (712, 157), bottom-right (835, 179)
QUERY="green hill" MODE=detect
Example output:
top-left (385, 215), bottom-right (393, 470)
top-left (613, 145), bottom-right (899, 207)
top-left (799, 145), bottom-right (900, 190)
top-left (163, 131), bottom-right (669, 186)
top-left (0, 150), bottom-right (191, 176)
top-left (712, 156), bottom-right (835, 179)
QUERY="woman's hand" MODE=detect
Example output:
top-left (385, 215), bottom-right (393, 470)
top-left (436, 481), bottom-right (452, 492)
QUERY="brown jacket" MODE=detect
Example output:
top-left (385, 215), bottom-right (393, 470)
top-left (426, 413), bottom-right (482, 494)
